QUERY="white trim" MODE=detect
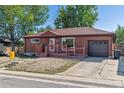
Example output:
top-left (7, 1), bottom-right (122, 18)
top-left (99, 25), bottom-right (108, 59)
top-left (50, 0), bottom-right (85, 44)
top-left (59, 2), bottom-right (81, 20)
top-left (61, 37), bottom-right (75, 51)
top-left (49, 38), bottom-right (55, 52)
top-left (31, 38), bottom-right (40, 43)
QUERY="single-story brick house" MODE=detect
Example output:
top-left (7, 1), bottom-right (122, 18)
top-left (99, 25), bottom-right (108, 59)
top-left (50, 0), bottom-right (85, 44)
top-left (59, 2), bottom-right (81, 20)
top-left (24, 27), bottom-right (115, 57)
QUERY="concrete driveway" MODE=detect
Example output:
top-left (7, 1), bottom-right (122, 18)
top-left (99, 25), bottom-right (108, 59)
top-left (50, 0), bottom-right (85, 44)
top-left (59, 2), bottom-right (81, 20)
top-left (60, 57), bottom-right (107, 79)
top-left (60, 57), bottom-right (124, 81)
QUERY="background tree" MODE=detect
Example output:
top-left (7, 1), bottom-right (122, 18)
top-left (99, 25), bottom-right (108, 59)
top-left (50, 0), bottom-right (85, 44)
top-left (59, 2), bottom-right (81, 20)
top-left (115, 25), bottom-right (124, 45)
top-left (39, 25), bottom-right (53, 32)
top-left (55, 5), bottom-right (98, 28)
top-left (0, 5), bottom-right (49, 50)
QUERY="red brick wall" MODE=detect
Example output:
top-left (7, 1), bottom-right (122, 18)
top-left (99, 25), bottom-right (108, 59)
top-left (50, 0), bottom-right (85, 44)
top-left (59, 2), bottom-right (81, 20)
top-left (24, 38), bottom-right (49, 53)
top-left (24, 35), bottom-right (113, 57)
top-left (75, 35), bottom-right (113, 56)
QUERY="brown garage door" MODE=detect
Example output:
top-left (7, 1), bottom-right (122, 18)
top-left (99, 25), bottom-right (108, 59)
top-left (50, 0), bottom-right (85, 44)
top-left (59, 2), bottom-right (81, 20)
top-left (88, 40), bottom-right (108, 57)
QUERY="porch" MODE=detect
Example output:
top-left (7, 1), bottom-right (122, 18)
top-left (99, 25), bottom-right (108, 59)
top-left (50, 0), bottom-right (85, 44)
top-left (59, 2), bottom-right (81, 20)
top-left (36, 44), bottom-right (86, 58)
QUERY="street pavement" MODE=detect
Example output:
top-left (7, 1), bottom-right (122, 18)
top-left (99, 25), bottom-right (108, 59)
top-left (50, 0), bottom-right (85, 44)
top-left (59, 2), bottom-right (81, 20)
top-left (0, 74), bottom-right (81, 88)
top-left (0, 73), bottom-right (122, 88)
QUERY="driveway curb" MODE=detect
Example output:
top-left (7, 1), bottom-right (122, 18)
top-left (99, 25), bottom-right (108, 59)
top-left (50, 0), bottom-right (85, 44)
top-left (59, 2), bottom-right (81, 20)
top-left (0, 69), bottom-right (122, 88)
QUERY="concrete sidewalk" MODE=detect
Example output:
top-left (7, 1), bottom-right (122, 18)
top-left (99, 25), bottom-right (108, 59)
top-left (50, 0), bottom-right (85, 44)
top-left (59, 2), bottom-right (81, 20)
top-left (0, 69), bottom-right (123, 88)
top-left (99, 58), bottom-right (124, 81)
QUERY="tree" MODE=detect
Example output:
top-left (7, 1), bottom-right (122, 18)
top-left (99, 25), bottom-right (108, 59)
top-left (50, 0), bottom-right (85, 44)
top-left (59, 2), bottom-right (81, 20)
top-left (39, 25), bottom-right (53, 32)
top-left (0, 5), bottom-right (49, 50)
top-left (55, 5), bottom-right (98, 29)
top-left (115, 25), bottom-right (124, 45)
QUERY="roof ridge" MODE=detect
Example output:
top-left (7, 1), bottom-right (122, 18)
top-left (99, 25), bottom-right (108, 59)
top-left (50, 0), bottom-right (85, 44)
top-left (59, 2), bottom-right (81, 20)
top-left (93, 27), bottom-right (114, 33)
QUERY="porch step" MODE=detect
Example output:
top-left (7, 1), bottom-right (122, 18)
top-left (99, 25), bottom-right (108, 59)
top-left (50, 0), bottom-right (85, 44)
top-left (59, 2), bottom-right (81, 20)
top-left (38, 53), bottom-right (46, 57)
top-left (49, 52), bottom-right (67, 57)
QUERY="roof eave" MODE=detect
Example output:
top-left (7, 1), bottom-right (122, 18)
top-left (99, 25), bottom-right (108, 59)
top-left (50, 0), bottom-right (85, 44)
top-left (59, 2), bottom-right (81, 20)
top-left (24, 33), bottom-right (115, 38)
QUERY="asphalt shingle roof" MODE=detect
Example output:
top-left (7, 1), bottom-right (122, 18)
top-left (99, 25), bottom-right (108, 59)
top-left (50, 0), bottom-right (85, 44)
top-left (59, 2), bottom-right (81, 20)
top-left (24, 27), bottom-right (115, 38)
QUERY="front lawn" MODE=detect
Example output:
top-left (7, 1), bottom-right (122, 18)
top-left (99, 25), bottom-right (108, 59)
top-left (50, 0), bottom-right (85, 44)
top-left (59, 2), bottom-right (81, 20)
top-left (5, 57), bottom-right (79, 74)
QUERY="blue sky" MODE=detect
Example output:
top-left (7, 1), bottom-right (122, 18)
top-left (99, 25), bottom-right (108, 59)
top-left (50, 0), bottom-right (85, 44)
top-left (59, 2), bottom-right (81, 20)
top-left (42, 5), bottom-right (124, 32)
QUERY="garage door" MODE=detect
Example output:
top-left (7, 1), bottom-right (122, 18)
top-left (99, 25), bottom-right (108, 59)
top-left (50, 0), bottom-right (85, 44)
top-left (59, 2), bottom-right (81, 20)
top-left (88, 40), bottom-right (108, 57)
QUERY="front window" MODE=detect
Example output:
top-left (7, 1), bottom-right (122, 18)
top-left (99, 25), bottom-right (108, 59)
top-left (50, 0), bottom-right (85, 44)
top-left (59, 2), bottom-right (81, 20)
top-left (31, 38), bottom-right (40, 43)
top-left (62, 37), bottom-right (75, 50)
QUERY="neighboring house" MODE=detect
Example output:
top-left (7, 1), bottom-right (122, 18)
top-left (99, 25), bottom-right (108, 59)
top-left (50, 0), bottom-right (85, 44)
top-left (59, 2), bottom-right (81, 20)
top-left (0, 36), bottom-right (11, 55)
top-left (0, 36), bottom-right (11, 51)
top-left (24, 27), bottom-right (115, 57)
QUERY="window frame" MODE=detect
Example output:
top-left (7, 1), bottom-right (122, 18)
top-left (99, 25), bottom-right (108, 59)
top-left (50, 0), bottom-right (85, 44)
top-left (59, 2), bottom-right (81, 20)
top-left (31, 38), bottom-right (40, 43)
top-left (61, 37), bottom-right (75, 50)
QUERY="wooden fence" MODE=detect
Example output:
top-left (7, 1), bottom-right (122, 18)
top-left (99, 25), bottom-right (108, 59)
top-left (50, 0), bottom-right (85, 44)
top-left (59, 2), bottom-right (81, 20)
top-left (120, 46), bottom-right (124, 56)
top-left (17, 47), bottom-right (25, 55)
top-left (115, 45), bottom-right (124, 56)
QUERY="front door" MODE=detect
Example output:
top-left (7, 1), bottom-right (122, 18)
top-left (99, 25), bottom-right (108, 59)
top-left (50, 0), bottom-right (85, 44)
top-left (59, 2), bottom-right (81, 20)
top-left (49, 38), bottom-right (55, 52)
